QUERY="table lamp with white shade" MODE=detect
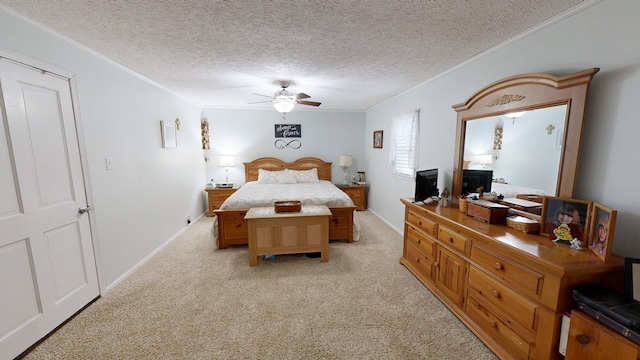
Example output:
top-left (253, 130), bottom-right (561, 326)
top-left (217, 155), bottom-right (235, 188)
top-left (338, 154), bottom-right (353, 184)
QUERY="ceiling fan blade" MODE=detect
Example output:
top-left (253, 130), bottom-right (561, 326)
top-left (251, 93), bottom-right (274, 99)
top-left (297, 100), bottom-right (321, 107)
top-left (248, 100), bottom-right (273, 104)
top-left (295, 93), bottom-right (310, 100)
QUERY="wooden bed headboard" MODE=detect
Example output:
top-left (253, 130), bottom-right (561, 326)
top-left (243, 157), bottom-right (332, 182)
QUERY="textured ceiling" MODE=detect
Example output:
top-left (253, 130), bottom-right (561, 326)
top-left (0, 0), bottom-right (584, 111)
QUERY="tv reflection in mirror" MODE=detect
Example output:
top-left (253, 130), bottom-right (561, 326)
top-left (414, 169), bottom-right (439, 204)
top-left (462, 169), bottom-right (493, 195)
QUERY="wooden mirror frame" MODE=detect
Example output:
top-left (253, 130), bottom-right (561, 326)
top-left (451, 68), bottom-right (599, 201)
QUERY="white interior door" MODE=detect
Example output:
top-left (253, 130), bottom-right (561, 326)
top-left (0, 58), bottom-right (99, 360)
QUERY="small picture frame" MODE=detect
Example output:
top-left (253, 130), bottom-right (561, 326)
top-left (589, 202), bottom-right (617, 262)
top-left (625, 257), bottom-right (640, 301)
top-left (161, 120), bottom-right (177, 148)
top-left (357, 171), bottom-right (366, 184)
top-left (540, 196), bottom-right (591, 245)
top-left (373, 130), bottom-right (383, 149)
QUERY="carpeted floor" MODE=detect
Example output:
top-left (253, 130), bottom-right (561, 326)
top-left (22, 211), bottom-right (497, 360)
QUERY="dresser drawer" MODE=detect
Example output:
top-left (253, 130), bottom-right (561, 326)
top-left (466, 295), bottom-right (532, 360)
top-left (406, 209), bottom-right (437, 236)
top-left (405, 224), bottom-right (436, 260)
top-left (438, 225), bottom-right (468, 254)
top-left (212, 193), bottom-right (232, 202)
top-left (468, 266), bottom-right (539, 331)
top-left (471, 244), bottom-right (543, 299)
top-left (405, 240), bottom-right (436, 281)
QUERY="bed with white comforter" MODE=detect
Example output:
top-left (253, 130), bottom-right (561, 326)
top-left (211, 157), bottom-right (360, 249)
top-left (220, 180), bottom-right (357, 209)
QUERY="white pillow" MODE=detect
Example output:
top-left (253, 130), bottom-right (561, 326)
top-left (257, 169), bottom-right (286, 184)
top-left (278, 172), bottom-right (298, 184)
top-left (289, 168), bottom-right (319, 183)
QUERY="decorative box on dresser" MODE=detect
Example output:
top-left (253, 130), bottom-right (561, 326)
top-left (205, 187), bottom-right (238, 216)
top-left (400, 198), bottom-right (624, 360)
top-left (337, 184), bottom-right (366, 211)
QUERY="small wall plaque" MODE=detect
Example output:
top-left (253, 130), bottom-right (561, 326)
top-left (275, 124), bottom-right (301, 138)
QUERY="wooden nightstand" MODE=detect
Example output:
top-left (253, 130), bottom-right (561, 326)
top-left (566, 310), bottom-right (640, 359)
top-left (205, 187), bottom-right (239, 216)
top-left (337, 184), bottom-right (366, 211)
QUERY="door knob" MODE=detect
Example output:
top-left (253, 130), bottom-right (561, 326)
top-left (78, 206), bottom-right (92, 214)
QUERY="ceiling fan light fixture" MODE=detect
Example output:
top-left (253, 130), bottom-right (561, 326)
top-left (273, 94), bottom-right (295, 113)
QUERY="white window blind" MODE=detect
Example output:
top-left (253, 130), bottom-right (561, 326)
top-left (389, 110), bottom-right (420, 177)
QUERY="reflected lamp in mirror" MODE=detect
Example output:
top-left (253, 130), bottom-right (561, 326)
top-left (476, 154), bottom-right (493, 168)
top-left (338, 154), bottom-right (353, 184)
top-left (505, 111), bottom-right (526, 124)
top-left (219, 155), bottom-right (235, 184)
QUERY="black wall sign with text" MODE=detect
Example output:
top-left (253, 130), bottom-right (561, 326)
top-left (275, 124), bottom-right (301, 138)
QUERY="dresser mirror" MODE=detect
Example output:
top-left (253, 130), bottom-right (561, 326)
top-left (451, 68), bottom-right (599, 201)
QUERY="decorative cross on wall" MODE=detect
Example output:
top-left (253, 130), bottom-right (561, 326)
top-left (546, 124), bottom-right (555, 135)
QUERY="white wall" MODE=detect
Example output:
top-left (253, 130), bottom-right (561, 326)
top-left (365, 0), bottom-right (640, 257)
top-left (200, 108), bottom-right (365, 185)
top-left (0, 8), bottom-right (205, 288)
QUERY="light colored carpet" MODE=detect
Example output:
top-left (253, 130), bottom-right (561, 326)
top-left (22, 211), bottom-right (497, 360)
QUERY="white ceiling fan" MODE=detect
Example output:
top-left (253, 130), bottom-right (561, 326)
top-left (250, 81), bottom-right (321, 114)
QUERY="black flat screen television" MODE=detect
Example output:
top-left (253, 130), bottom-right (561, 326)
top-left (414, 169), bottom-right (439, 203)
top-left (462, 169), bottom-right (493, 195)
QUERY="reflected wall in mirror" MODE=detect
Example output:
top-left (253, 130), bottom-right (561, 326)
top-left (463, 105), bottom-right (566, 197)
top-left (451, 68), bottom-right (599, 201)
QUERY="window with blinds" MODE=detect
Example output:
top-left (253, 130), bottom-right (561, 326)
top-left (389, 110), bottom-right (420, 178)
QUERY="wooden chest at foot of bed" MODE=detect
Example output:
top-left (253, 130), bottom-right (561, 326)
top-left (215, 206), bottom-right (356, 249)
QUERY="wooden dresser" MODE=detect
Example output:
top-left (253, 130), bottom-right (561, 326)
top-left (400, 199), bottom-right (624, 360)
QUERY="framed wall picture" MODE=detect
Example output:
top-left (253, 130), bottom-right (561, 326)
top-left (373, 130), bottom-right (383, 149)
top-left (540, 197), bottom-right (591, 245)
top-left (161, 120), bottom-right (177, 148)
top-left (589, 202), bottom-right (617, 262)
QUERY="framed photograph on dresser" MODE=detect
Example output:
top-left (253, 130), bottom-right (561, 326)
top-left (589, 202), bottom-right (617, 262)
top-left (540, 197), bottom-right (591, 244)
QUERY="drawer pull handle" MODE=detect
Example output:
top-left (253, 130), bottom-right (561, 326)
top-left (491, 290), bottom-right (501, 299)
top-left (576, 334), bottom-right (591, 345)
top-left (495, 262), bottom-right (504, 271)
top-left (448, 237), bottom-right (454, 243)
top-left (489, 320), bottom-right (498, 328)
